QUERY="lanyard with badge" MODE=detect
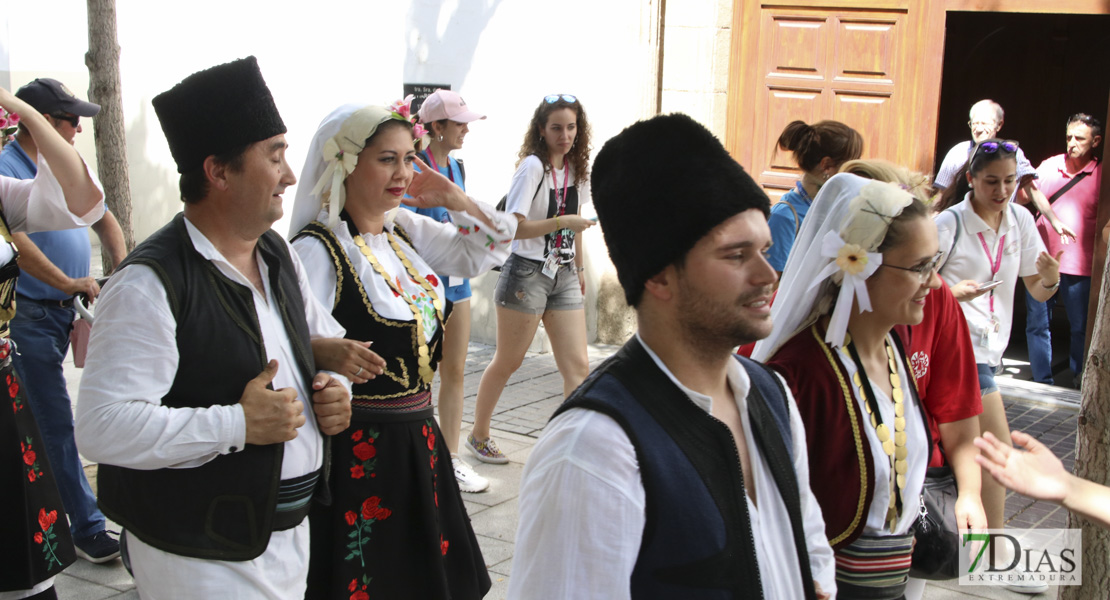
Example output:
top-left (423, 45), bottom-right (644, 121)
top-left (977, 231), bottom-right (1005, 350)
top-left (425, 152), bottom-right (454, 184)
top-left (542, 162), bottom-right (570, 279)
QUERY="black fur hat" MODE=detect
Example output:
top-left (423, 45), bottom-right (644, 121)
top-left (152, 56), bottom-right (286, 174)
top-left (592, 113), bottom-right (769, 306)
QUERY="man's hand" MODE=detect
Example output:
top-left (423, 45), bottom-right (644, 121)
top-left (65, 276), bottom-right (101, 302)
top-left (241, 359), bottom-right (305, 445)
top-left (311, 372), bottom-right (351, 436)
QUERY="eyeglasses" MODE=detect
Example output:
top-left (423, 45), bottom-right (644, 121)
top-left (973, 139), bottom-right (1019, 158)
top-left (50, 113), bottom-right (79, 128)
top-left (881, 251), bottom-right (942, 283)
top-left (544, 94), bottom-right (577, 104)
top-left (968, 120), bottom-right (997, 129)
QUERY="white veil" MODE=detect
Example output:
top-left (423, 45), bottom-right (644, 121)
top-left (288, 103), bottom-right (400, 237)
top-left (751, 173), bottom-right (915, 361)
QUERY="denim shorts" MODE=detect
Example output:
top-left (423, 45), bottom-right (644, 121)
top-left (977, 363), bottom-right (1001, 396)
top-left (494, 254), bottom-right (583, 315)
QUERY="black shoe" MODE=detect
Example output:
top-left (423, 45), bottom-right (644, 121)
top-left (75, 530), bottom-right (121, 564)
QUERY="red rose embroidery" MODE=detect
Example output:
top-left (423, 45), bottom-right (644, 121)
top-left (350, 591), bottom-right (369, 600)
top-left (34, 532), bottom-right (43, 544)
top-left (352, 442), bottom-right (376, 462)
top-left (22, 449), bottom-right (35, 466)
top-left (474, 224), bottom-right (480, 232)
top-left (434, 491), bottom-right (438, 507)
top-left (350, 465), bottom-right (365, 479)
top-left (425, 274), bottom-right (439, 288)
top-left (38, 508), bottom-right (57, 531)
top-left (9, 380), bottom-right (18, 396)
top-left (427, 431), bottom-right (436, 451)
top-left (422, 424), bottom-right (428, 436)
top-left (27, 470), bottom-right (36, 482)
top-left (361, 496), bottom-right (382, 521)
top-left (351, 430), bottom-right (363, 442)
top-left (344, 511), bottom-right (357, 526)
top-left (440, 535), bottom-right (449, 555)
top-left (367, 437), bottom-right (375, 443)
top-left (429, 456), bottom-right (435, 470)
top-left (348, 579), bottom-right (357, 592)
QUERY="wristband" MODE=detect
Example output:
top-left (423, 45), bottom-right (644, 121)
top-left (555, 215), bottom-right (561, 230)
top-left (1041, 279), bottom-right (1060, 291)
top-left (576, 266), bottom-right (585, 273)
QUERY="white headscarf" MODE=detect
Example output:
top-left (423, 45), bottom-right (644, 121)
top-left (752, 173), bottom-right (916, 360)
top-left (288, 103), bottom-right (408, 236)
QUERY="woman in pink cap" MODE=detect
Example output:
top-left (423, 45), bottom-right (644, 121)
top-left (405, 90), bottom-right (490, 493)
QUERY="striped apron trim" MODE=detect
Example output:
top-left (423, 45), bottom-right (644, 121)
top-left (835, 532), bottom-right (915, 599)
top-left (272, 468), bottom-right (321, 531)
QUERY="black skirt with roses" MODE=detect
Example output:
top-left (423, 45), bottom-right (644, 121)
top-left (0, 359), bottom-right (76, 592)
top-left (305, 405), bottom-right (490, 600)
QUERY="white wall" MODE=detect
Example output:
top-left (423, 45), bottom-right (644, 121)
top-left (4, 0), bottom-right (666, 345)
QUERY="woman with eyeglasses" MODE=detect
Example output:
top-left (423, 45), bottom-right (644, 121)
top-left (932, 139), bottom-right (1061, 548)
top-left (466, 94), bottom-right (596, 464)
top-left (752, 174), bottom-right (940, 598)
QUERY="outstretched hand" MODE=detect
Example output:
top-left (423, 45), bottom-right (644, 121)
top-left (974, 431), bottom-right (1069, 503)
top-left (407, 156), bottom-right (468, 211)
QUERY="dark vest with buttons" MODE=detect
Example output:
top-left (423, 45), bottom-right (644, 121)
top-left (96, 213), bottom-right (316, 561)
top-left (294, 218), bottom-right (446, 411)
top-left (554, 338), bottom-right (817, 600)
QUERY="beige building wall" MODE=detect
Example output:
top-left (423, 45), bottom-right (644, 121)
top-left (661, 0), bottom-right (734, 138)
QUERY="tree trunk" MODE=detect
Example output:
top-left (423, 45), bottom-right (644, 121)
top-left (85, 0), bottom-right (134, 269)
top-left (1060, 245), bottom-right (1110, 600)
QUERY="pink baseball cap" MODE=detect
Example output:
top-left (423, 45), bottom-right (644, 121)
top-left (418, 90), bottom-right (486, 123)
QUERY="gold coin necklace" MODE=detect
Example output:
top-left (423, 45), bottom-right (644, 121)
top-left (352, 230), bottom-right (443, 385)
top-left (843, 333), bottom-right (907, 532)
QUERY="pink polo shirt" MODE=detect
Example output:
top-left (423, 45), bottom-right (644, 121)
top-left (1035, 154), bottom-right (1102, 276)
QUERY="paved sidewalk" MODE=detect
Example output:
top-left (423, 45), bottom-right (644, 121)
top-left (58, 342), bottom-right (1078, 599)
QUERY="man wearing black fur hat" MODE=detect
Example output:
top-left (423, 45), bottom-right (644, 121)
top-left (75, 57), bottom-right (352, 598)
top-left (509, 114), bottom-right (835, 599)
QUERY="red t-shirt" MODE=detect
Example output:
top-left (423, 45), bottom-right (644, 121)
top-left (910, 283), bottom-right (982, 467)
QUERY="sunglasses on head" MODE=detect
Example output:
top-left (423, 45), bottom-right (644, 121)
top-left (973, 139), bottom-right (1019, 157)
top-left (50, 113), bottom-right (80, 128)
top-left (544, 94), bottom-right (577, 104)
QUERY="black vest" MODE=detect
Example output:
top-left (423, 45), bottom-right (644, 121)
top-left (555, 339), bottom-right (817, 600)
top-left (97, 214), bottom-right (316, 560)
top-left (294, 219), bottom-right (446, 409)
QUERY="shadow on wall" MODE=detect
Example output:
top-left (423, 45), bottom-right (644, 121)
top-left (404, 0), bottom-right (504, 84)
top-left (126, 102), bottom-right (182, 242)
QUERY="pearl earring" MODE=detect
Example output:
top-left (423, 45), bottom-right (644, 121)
top-left (437, 135), bottom-right (443, 142)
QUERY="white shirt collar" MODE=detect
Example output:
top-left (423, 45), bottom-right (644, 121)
top-left (959, 194), bottom-right (1015, 236)
top-left (634, 332), bottom-right (750, 414)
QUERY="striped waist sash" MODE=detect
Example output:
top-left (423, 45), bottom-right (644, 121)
top-left (835, 532), bottom-right (914, 599)
top-left (352, 388), bottom-right (433, 415)
top-left (272, 468), bottom-right (321, 531)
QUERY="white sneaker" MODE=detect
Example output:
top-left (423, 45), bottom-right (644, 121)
top-left (1003, 579), bottom-right (1049, 595)
top-left (452, 457), bottom-right (490, 493)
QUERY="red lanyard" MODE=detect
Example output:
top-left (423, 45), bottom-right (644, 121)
top-left (551, 162), bottom-right (570, 246)
top-left (977, 232), bottom-right (1006, 314)
top-left (425, 152), bottom-right (454, 184)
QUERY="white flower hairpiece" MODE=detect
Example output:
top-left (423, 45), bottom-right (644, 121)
top-left (807, 230), bottom-right (883, 348)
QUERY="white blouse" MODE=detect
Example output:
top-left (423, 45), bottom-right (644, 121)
top-left (292, 205), bottom-right (515, 337)
top-left (834, 335), bottom-right (929, 536)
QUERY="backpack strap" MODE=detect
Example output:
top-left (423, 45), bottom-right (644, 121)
top-left (939, 207), bottom-right (962, 271)
top-left (785, 201), bottom-right (801, 237)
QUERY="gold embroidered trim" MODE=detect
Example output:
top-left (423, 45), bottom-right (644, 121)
top-left (811, 324), bottom-right (869, 547)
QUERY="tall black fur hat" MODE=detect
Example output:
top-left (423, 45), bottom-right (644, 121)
top-left (152, 56), bottom-right (286, 173)
top-left (592, 113), bottom-right (769, 306)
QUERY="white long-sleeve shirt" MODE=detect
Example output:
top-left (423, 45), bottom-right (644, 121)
top-left (75, 217), bottom-right (349, 600)
top-left (508, 335), bottom-right (837, 600)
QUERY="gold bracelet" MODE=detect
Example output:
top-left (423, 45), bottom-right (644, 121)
top-left (555, 215), bottom-right (561, 230)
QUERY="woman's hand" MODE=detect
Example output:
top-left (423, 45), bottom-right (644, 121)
top-left (407, 157), bottom-right (468, 211)
top-left (558, 215), bottom-right (596, 234)
top-left (577, 269), bottom-right (586, 296)
top-left (311, 338), bottom-right (386, 384)
top-left (954, 492), bottom-right (988, 532)
top-left (950, 279), bottom-right (987, 302)
top-left (1035, 250), bottom-right (1062, 287)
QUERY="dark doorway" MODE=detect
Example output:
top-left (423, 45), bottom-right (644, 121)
top-left (934, 11), bottom-right (1110, 173)
top-left (934, 11), bottom-right (1110, 388)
